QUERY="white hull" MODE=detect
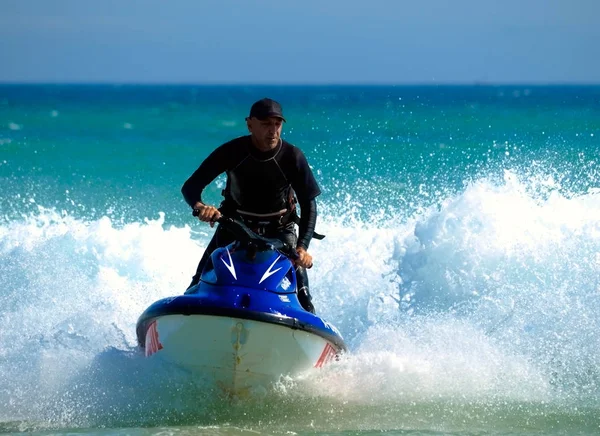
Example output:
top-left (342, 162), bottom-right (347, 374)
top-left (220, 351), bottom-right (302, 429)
top-left (143, 314), bottom-right (338, 397)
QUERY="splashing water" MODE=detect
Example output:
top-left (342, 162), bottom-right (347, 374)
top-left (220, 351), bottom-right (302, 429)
top-left (1, 170), bottom-right (600, 433)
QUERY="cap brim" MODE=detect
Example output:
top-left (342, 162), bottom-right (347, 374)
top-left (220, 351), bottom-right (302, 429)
top-left (269, 112), bottom-right (286, 121)
top-left (254, 116), bottom-right (286, 122)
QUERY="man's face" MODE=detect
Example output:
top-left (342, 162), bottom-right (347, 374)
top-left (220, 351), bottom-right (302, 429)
top-left (247, 116), bottom-right (283, 150)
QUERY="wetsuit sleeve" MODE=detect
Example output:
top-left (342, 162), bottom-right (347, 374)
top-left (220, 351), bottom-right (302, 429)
top-left (297, 199), bottom-right (317, 250)
top-left (290, 147), bottom-right (321, 202)
top-left (286, 145), bottom-right (320, 250)
top-left (181, 143), bottom-right (232, 208)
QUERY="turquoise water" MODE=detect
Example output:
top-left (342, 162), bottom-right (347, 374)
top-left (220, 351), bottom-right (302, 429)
top-left (1, 85), bottom-right (600, 435)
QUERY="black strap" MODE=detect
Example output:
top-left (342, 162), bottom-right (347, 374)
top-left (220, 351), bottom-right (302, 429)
top-left (219, 189), bottom-right (325, 240)
top-left (313, 231), bottom-right (326, 240)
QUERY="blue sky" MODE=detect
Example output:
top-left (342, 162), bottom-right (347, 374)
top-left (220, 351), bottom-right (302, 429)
top-left (1, 0), bottom-right (599, 84)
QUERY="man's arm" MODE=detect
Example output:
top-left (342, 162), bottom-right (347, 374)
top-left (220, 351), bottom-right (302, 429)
top-left (297, 199), bottom-right (317, 250)
top-left (284, 144), bottom-right (321, 268)
top-left (181, 143), bottom-right (231, 208)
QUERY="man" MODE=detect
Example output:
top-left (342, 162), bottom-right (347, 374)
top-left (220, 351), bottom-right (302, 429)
top-left (181, 98), bottom-right (321, 313)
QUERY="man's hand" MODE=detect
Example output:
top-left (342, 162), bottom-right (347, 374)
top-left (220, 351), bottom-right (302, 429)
top-left (192, 202), bottom-right (221, 227)
top-left (295, 247), bottom-right (313, 269)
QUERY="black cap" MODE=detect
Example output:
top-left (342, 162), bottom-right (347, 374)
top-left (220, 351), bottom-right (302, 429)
top-left (248, 98), bottom-right (286, 122)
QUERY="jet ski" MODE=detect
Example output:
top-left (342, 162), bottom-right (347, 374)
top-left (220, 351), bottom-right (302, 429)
top-left (136, 216), bottom-right (346, 398)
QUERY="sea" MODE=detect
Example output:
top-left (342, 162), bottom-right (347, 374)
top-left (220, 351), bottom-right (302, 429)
top-left (1, 84), bottom-right (599, 435)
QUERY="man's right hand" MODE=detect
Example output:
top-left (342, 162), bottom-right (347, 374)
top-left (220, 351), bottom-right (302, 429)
top-left (295, 247), bottom-right (313, 269)
top-left (192, 202), bottom-right (222, 227)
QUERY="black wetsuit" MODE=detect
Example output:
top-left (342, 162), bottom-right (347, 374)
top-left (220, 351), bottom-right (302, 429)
top-left (181, 135), bottom-right (321, 312)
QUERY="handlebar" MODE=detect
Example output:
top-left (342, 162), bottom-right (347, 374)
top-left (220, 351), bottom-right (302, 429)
top-left (192, 209), bottom-right (298, 260)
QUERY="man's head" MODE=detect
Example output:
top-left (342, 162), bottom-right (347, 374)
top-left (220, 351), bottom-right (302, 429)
top-left (248, 98), bottom-right (286, 122)
top-left (246, 98), bottom-right (286, 151)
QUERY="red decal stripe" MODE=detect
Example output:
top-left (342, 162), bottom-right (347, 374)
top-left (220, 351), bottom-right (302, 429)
top-left (315, 343), bottom-right (336, 368)
top-left (145, 321), bottom-right (163, 357)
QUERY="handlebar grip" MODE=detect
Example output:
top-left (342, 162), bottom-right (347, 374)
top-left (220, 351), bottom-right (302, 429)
top-left (285, 244), bottom-right (300, 260)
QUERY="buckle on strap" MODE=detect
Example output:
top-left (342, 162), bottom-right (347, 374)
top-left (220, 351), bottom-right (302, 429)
top-left (236, 209), bottom-right (288, 235)
top-left (236, 209), bottom-right (288, 219)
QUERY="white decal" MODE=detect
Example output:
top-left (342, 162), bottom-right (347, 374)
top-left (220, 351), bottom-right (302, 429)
top-left (259, 255), bottom-right (282, 284)
top-left (220, 247), bottom-right (237, 280)
top-left (280, 276), bottom-right (291, 291)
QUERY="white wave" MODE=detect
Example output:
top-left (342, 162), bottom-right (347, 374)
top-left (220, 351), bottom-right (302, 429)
top-left (1, 173), bottom-right (600, 425)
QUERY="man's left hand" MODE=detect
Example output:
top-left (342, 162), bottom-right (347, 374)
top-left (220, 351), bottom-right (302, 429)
top-left (295, 247), bottom-right (313, 269)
